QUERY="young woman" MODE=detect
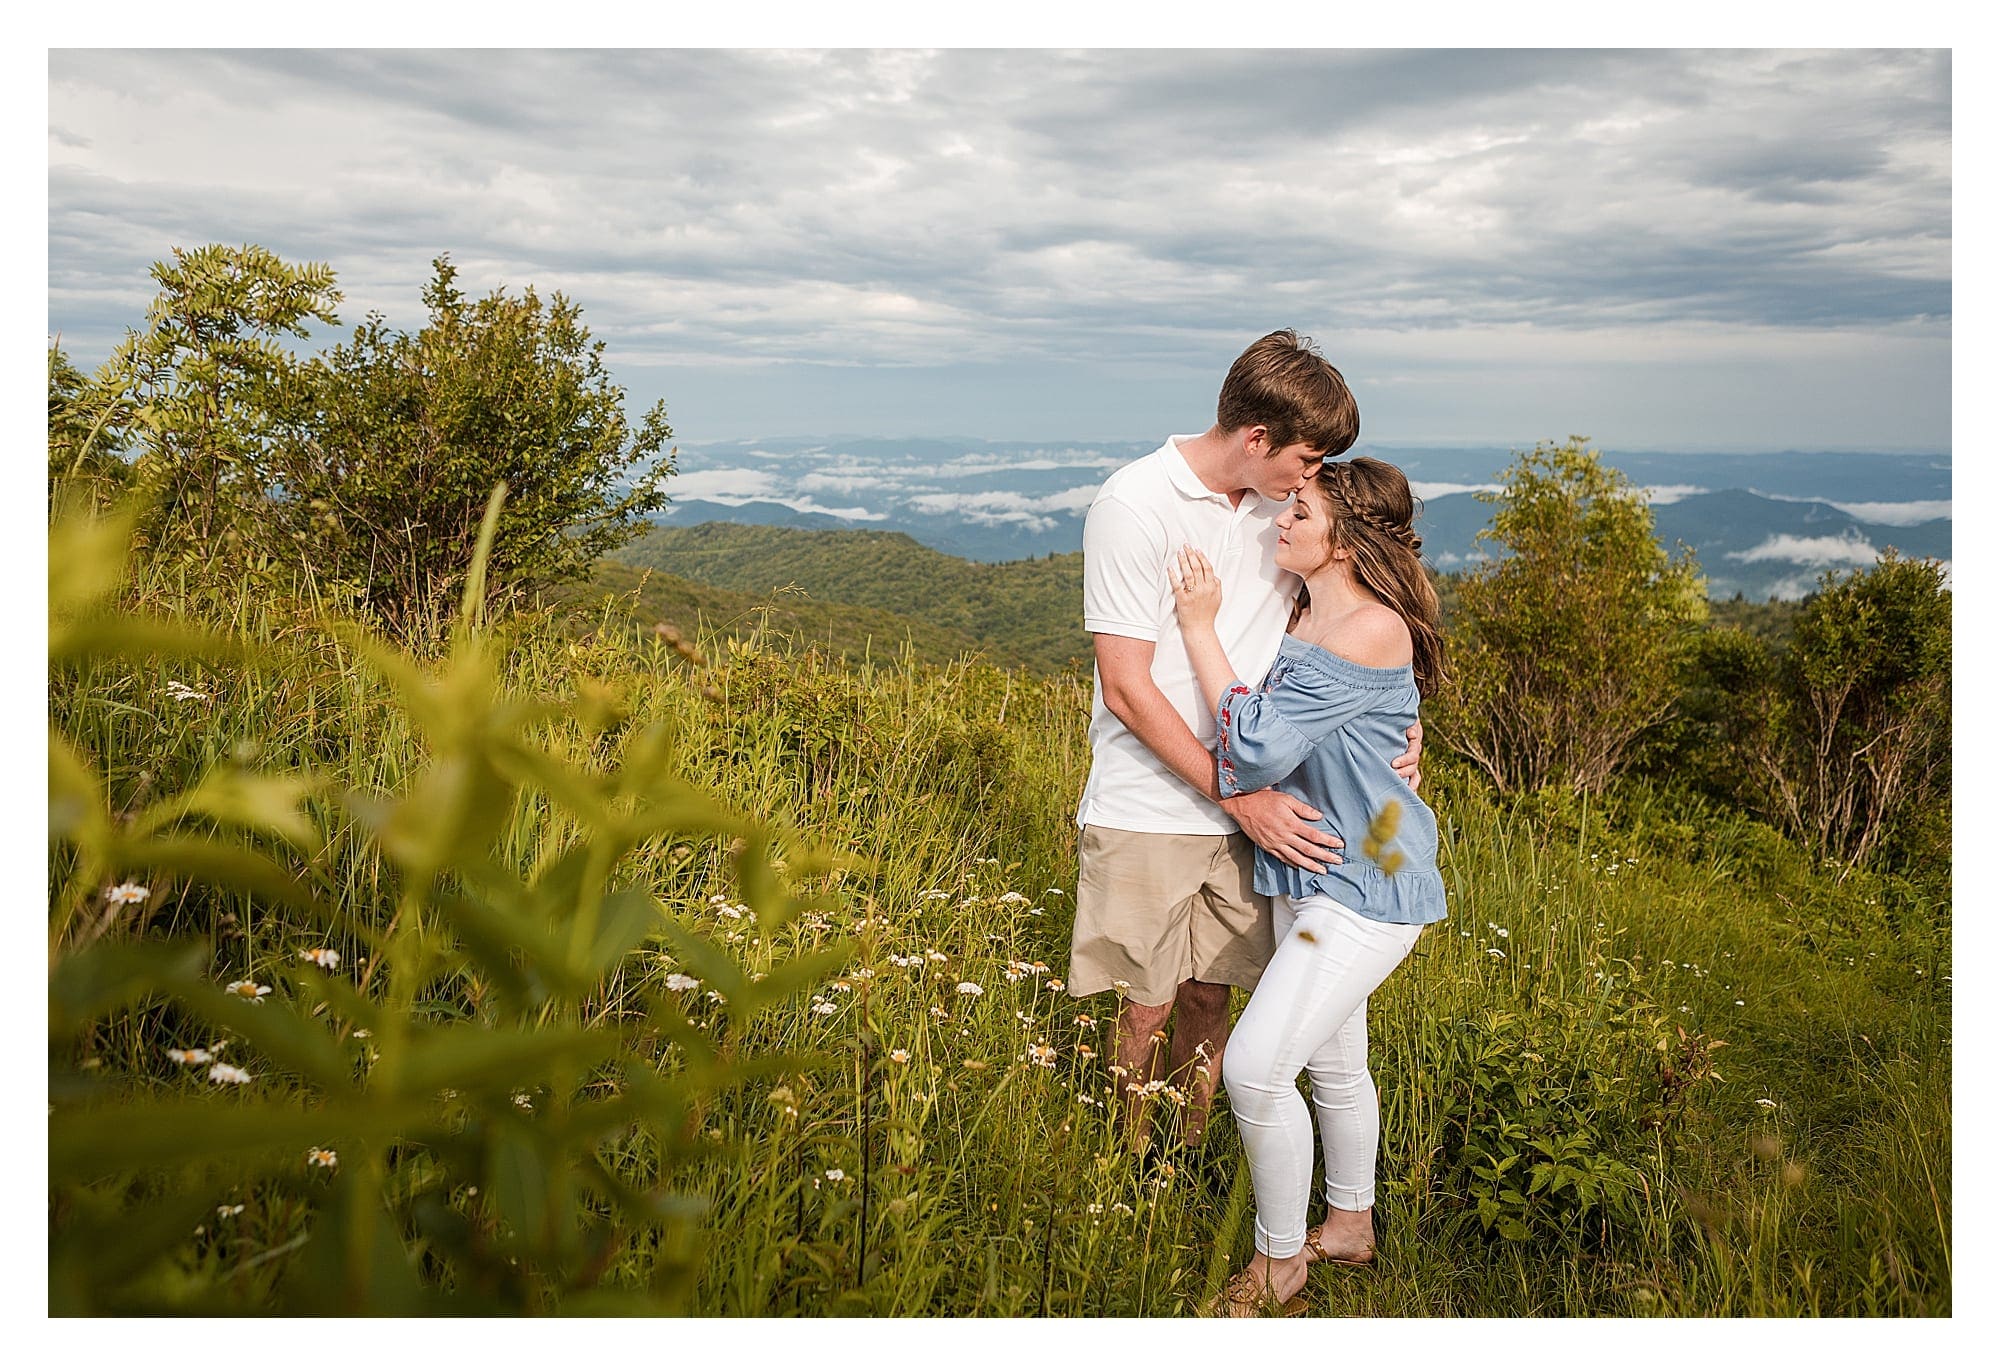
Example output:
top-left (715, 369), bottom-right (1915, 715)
top-left (1171, 456), bottom-right (1448, 1317)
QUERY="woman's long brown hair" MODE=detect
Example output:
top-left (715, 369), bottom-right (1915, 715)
top-left (1304, 457), bottom-right (1448, 696)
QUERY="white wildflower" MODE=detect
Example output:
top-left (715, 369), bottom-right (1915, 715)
top-left (956, 981), bottom-right (983, 997)
top-left (663, 972), bottom-right (701, 992)
top-left (166, 1046), bottom-right (213, 1065)
top-left (104, 882), bottom-right (151, 906)
top-left (208, 1063), bottom-right (252, 1085)
top-left (299, 947), bottom-right (340, 970)
top-left (224, 980), bottom-right (272, 1003)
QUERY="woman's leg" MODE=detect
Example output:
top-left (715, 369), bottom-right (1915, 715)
top-left (1222, 897), bottom-right (1421, 1262)
top-left (1306, 918), bottom-right (1417, 1219)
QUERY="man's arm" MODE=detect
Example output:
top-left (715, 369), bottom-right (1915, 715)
top-left (1094, 633), bottom-right (1342, 873)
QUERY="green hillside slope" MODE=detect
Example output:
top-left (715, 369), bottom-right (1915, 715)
top-left (561, 558), bottom-right (991, 669)
top-left (612, 522), bottom-right (1093, 675)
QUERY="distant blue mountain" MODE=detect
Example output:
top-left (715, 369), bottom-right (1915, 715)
top-left (653, 438), bottom-right (1951, 600)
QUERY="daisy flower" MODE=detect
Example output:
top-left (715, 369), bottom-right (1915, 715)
top-left (224, 980), bottom-right (272, 1003)
top-left (299, 947), bottom-right (341, 970)
top-left (888, 1048), bottom-right (911, 1064)
top-left (209, 1063), bottom-right (252, 1085)
top-left (306, 1148), bottom-right (338, 1169)
top-left (166, 1046), bottom-right (213, 1065)
top-left (103, 882), bottom-right (150, 906)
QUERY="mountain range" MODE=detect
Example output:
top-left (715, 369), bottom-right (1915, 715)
top-left (651, 438), bottom-right (1951, 601)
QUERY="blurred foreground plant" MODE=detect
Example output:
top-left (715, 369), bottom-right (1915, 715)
top-left (49, 485), bottom-right (849, 1314)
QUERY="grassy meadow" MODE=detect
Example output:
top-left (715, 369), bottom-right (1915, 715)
top-left (48, 512), bottom-right (1949, 1317)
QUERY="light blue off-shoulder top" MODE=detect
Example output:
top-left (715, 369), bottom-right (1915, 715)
top-left (1215, 634), bottom-right (1447, 925)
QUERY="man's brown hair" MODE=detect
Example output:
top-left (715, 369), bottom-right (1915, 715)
top-left (1216, 329), bottom-right (1360, 458)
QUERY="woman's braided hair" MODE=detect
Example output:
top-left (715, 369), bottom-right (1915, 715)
top-left (1308, 457), bottom-right (1447, 695)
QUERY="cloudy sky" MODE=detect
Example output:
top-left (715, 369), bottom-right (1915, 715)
top-left (46, 48), bottom-right (1951, 451)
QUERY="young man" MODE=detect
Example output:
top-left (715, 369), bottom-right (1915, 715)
top-left (1066, 330), bottom-right (1419, 1147)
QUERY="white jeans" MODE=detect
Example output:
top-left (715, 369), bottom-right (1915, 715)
top-left (1222, 894), bottom-right (1423, 1258)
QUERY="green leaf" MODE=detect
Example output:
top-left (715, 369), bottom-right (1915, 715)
top-left (176, 990), bottom-right (357, 1091)
top-left (48, 1186), bottom-right (220, 1312)
top-left (489, 1126), bottom-right (551, 1249)
top-left (50, 614), bottom-right (247, 666)
top-left (430, 885), bottom-right (571, 1008)
top-left (650, 919), bottom-right (749, 1006)
top-left (132, 767), bottom-right (322, 851)
top-left (390, 1023), bottom-right (622, 1099)
top-left (280, 1166), bottom-right (431, 1316)
top-left (734, 829), bottom-right (789, 926)
top-left (112, 833), bottom-right (327, 919)
top-left (48, 728), bottom-right (110, 851)
top-left (48, 939), bottom-right (205, 1036)
top-left (460, 481), bottom-right (509, 630)
top-left (48, 1098), bottom-right (434, 1180)
top-left (375, 754), bottom-right (518, 879)
top-left (738, 945), bottom-right (852, 1014)
top-left (582, 885), bottom-right (665, 979)
top-left (48, 501), bottom-right (142, 615)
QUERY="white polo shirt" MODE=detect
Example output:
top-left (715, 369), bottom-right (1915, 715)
top-left (1076, 435), bottom-right (1300, 834)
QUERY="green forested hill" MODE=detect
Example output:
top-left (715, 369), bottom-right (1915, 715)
top-left (560, 558), bottom-right (992, 669)
top-left (611, 522), bottom-right (1092, 675)
top-left (610, 522), bottom-right (1807, 678)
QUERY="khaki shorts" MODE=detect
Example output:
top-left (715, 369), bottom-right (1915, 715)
top-left (1066, 826), bottom-right (1275, 1008)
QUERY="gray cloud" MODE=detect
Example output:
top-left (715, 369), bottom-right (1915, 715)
top-left (46, 48), bottom-right (1950, 447)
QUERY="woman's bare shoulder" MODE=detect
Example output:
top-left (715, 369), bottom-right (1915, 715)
top-left (1305, 603), bottom-right (1412, 669)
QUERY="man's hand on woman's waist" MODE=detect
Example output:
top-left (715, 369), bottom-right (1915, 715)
top-left (1221, 788), bottom-right (1344, 874)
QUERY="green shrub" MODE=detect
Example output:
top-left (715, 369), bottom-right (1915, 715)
top-left (49, 490), bottom-right (847, 1313)
top-left (1431, 438), bottom-right (1706, 795)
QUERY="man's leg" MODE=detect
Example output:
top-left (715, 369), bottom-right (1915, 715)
top-left (1179, 835), bottom-right (1276, 1145)
top-left (1112, 996), bottom-right (1174, 1150)
top-left (1167, 977), bottom-right (1232, 1143)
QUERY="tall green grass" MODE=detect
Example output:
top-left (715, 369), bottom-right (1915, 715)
top-left (49, 514), bottom-right (1949, 1315)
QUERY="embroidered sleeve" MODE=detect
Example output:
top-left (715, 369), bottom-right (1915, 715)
top-left (1215, 663), bottom-right (1385, 794)
top-left (1215, 683), bottom-right (1257, 796)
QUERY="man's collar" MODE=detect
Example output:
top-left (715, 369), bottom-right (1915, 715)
top-left (1163, 435), bottom-right (1230, 503)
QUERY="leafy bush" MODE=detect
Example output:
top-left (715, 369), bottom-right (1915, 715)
top-left (49, 490), bottom-right (846, 1313)
top-left (262, 256), bottom-right (673, 638)
top-left (1431, 439), bottom-right (1706, 795)
top-left (1428, 988), bottom-right (1659, 1244)
top-left (1727, 552), bottom-right (1950, 871)
top-left (57, 245), bottom-right (343, 553)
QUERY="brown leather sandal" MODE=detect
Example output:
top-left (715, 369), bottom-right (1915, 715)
top-left (1301, 1224), bottom-right (1376, 1268)
top-left (1203, 1268), bottom-right (1311, 1318)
